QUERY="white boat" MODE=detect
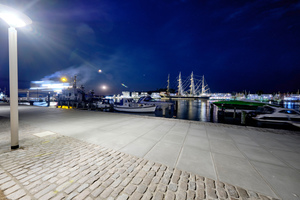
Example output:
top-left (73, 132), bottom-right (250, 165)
top-left (137, 96), bottom-right (173, 109)
top-left (96, 99), bottom-right (114, 109)
top-left (252, 105), bottom-right (300, 128)
top-left (114, 98), bottom-right (156, 113)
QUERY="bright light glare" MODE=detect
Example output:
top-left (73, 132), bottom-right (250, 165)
top-left (0, 4), bottom-right (32, 28)
top-left (0, 13), bottom-right (26, 27)
top-left (30, 80), bottom-right (71, 93)
top-left (61, 77), bottom-right (67, 82)
top-left (102, 85), bottom-right (107, 90)
top-left (98, 69), bottom-right (102, 73)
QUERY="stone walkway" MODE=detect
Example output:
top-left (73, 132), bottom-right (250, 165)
top-left (0, 116), bottom-right (279, 200)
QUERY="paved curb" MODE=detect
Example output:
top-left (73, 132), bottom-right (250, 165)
top-left (0, 119), bottom-right (280, 200)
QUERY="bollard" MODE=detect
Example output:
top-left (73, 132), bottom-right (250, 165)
top-left (162, 107), bottom-right (166, 116)
top-left (47, 93), bottom-right (50, 107)
top-left (241, 111), bottom-right (246, 125)
top-left (233, 107), bottom-right (236, 118)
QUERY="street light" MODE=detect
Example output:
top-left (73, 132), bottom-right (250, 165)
top-left (0, 4), bottom-right (32, 149)
top-left (61, 77), bottom-right (67, 82)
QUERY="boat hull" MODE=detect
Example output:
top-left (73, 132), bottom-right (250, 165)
top-left (114, 105), bottom-right (156, 113)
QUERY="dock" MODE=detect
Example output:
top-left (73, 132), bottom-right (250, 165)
top-left (0, 104), bottom-right (299, 199)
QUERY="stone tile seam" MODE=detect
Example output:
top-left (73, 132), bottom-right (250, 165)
top-left (206, 125), bottom-right (220, 184)
top-left (228, 139), bottom-right (282, 199)
top-left (142, 121), bottom-right (180, 161)
top-left (174, 123), bottom-right (191, 168)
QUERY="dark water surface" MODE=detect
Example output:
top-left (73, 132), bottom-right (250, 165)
top-left (128, 99), bottom-right (300, 123)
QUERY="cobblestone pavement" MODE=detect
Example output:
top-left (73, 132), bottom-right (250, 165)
top-left (0, 117), bottom-right (280, 200)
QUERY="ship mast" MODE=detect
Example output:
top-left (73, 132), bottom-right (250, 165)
top-left (167, 74), bottom-right (170, 94)
top-left (190, 71), bottom-right (195, 95)
top-left (201, 75), bottom-right (209, 94)
top-left (178, 72), bottom-right (183, 96)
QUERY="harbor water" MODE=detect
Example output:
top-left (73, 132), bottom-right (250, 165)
top-left (167, 99), bottom-right (300, 122)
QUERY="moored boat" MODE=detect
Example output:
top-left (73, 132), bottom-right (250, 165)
top-left (213, 100), bottom-right (269, 111)
top-left (251, 105), bottom-right (300, 128)
top-left (137, 96), bottom-right (173, 108)
top-left (114, 98), bottom-right (156, 113)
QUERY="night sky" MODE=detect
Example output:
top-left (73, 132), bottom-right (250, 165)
top-left (0, 0), bottom-right (299, 95)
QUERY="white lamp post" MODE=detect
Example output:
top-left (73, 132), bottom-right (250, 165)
top-left (0, 4), bottom-right (32, 149)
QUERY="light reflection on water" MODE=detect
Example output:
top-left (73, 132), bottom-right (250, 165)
top-left (284, 101), bottom-right (300, 111)
top-left (175, 100), bottom-right (210, 122)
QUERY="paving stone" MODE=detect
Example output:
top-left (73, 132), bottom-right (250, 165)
top-left (6, 189), bottom-right (26, 200)
top-left (19, 195), bottom-right (32, 200)
top-left (205, 178), bottom-right (215, 189)
top-left (74, 188), bottom-right (90, 200)
top-left (91, 185), bottom-right (106, 198)
top-left (157, 183), bottom-right (167, 193)
top-left (207, 188), bottom-right (217, 199)
top-left (179, 180), bottom-right (188, 190)
top-left (141, 191), bottom-right (153, 200)
top-left (117, 193), bottom-right (129, 200)
top-left (153, 191), bottom-right (164, 200)
top-left (237, 186), bottom-right (249, 199)
top-left (168, 183), bottom-right (177, 192)
top-left (124, 184), bottom-right (137, 195)
top-left (196, 188), bottom-right (205, 199)
top-left (34, 184), bottom-right (56, 199)
top-left (129, 191), bottom-right (143, 200)
top-left (188, 181), bottom-right (196, 190)
top-left (260, 195), bottom-right (271, 200)
top-left (0, 180), bottom-right (16, 190)
top-left (77, 183), bottom-right (89, 193)
top-left (165, 190), bottom-right (175, 200)
top-left (0, 176), bottom-right (11, 184)
top-left (187, 190), bottom-right (196, 199)
top-left (137, 184), bottom-right (148, 194)
top-left (216, 180), bottom-right (225, 188)
top-left (176, 189), bottom-right (186, 200)
top-left (148, 183), bottom-right (157, 192)
top-left (227, 184), bottom-right (239, 198)
top-left (110, 186), bottom-right (124, 198)
top-left (132, 177), bottom-right (143, 185)
top-left (51, 193), bottom-right (65, 200)
top-left (39, 191), bottom-right (57, 200)
top-left (216, 187), bottom-right (228, 199)
top-left (3, 184), bottom-right (20, 195)
top-left (161, 177), bottom-right (171, 185)
top-left (171, 175), bottom-right (180, 184)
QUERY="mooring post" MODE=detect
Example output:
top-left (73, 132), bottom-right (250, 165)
top-left (47, 93), bottom-right (50, 107)
top-left (233, 107), bottom-right (236, 118)
top-left (241, 111), bottom-right (246, 125)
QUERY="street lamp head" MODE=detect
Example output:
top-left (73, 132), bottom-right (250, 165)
top-left (0, 4), bottom-right (32, 28)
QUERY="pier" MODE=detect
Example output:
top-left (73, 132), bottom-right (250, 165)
top-left (0, 104), bottom-right (299, 199)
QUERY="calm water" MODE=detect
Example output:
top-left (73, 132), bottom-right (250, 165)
top-left (160, 99), bottom-right (300, 122)
top-left (173, 99), bottom-right (211, 122)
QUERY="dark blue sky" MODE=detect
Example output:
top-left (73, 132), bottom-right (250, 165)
top-left (0, 0), bottom-right (299, 95)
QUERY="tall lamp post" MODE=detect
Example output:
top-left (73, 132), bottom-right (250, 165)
top-left (0, 4), bottom-right (32, 149)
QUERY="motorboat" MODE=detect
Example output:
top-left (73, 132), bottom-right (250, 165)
top-left (96, 99), bottom-right (114, 109)
top-left (114, 98), bottom-right (156, 113)
top-left (137, 96), bottom-right (173, 109)
top-left (251, 105), bottom-right (300, 128)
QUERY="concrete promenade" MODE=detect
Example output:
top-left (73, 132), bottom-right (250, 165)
top-left (0, 105), bottom-right (299, 199)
